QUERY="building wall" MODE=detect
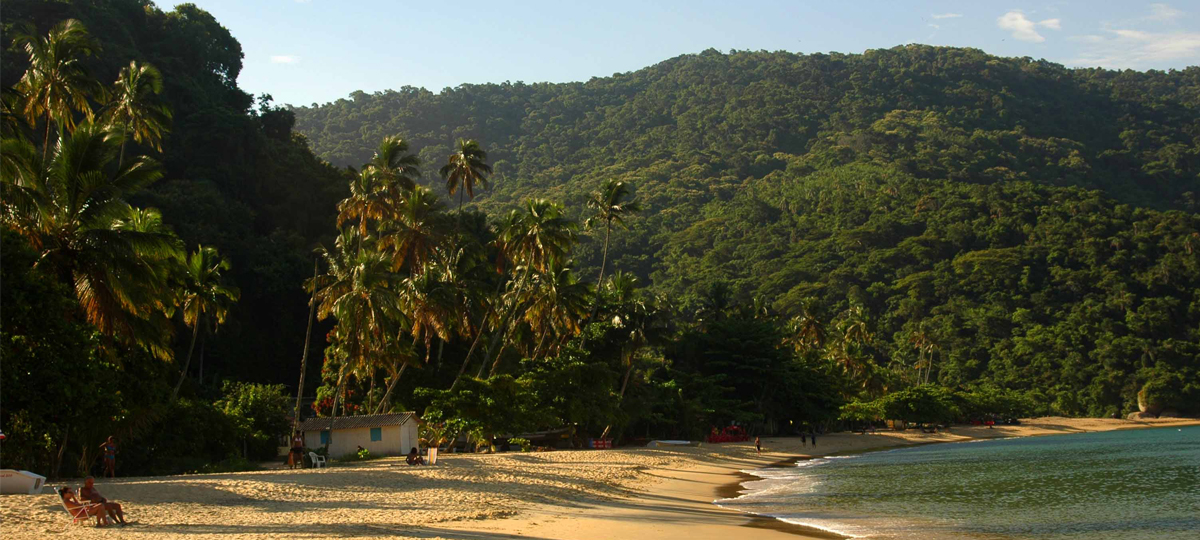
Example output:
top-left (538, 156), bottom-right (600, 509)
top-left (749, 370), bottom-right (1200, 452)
top-left (304, 421), bottom-right (417, 460)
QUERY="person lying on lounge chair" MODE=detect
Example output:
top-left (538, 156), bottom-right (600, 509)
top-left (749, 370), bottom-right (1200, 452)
top-left (406, 447), bottom-right (426, 466)
top-left (80, 476), bottom-right (127, 525)
top-left (59, 487), bottom-right (109, 527)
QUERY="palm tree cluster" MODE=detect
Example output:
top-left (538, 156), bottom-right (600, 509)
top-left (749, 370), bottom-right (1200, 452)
top-left (305, 146), bottom-right (665, 439)
top-left (2, 20), bottom-right (237, 388)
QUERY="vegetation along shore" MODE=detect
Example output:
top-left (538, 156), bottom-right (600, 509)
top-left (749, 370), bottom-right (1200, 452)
top-left (1, 1), bottom-right (1197, 538)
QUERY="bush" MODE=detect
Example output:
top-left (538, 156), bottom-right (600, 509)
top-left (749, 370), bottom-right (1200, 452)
top-left (509, 437), bottom-right (532, 452)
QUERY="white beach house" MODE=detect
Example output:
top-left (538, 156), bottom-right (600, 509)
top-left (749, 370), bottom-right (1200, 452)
top-left (298, 412), bottom-right (419, 459)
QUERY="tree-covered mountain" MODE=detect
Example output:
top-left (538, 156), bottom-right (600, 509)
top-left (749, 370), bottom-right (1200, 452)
top-left (295, 47), bottom-right (1200, 417)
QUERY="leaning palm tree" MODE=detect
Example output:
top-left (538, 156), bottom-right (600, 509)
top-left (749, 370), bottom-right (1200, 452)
top-left (15, 19), bottom-right (102, 159)
top-left (102, 60), bottom-right (172, 167)
top-left (172, 246), bottom-right (240, 399)
top-left (481, 200), bottom-right (578, 374)
top-left (379, 185), bottom-right (445, 275)
top-left (1, 122), bottom-right (181, 357)
top-left (439, 139), bottom-right (492, 212)
top-left (522, 263), bottom-right (593, 361)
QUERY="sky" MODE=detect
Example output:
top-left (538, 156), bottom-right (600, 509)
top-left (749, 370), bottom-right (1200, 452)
top-left (179, 1), bottom-right (1200, 107)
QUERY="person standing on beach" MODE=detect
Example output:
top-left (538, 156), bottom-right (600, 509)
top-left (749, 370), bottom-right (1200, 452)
top-left (289, 433), bottom-right (304, 469)
top-left (754, 436), bottom-right (761, 454)
top-left (809, 430), bottom-right (816, 447)
top-left (99, 436), bottom-right (117, 478)
top-left (801, 431), bottom-right (807, 447)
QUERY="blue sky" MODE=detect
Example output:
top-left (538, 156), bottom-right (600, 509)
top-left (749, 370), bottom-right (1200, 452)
top-left (179, 1), bottom-right (1200, 107)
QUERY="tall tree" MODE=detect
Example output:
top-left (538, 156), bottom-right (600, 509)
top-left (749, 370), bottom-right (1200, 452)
top-left (439, 139), bottom-right (492, 213)
top-left (1, 122), bottom-right (180, 358)
top-left (172, 246), bottom-right (240, 399)
top-left (14, 19), bottom-right (101, 160)
top-left (364, 135), bottom-right (421, 192)
top-left (584, 180), bottom-right (640, 286)
top-left (102, 61), bottom-right (171, 167)
top-left (482, 200), bottom-right (578, 375)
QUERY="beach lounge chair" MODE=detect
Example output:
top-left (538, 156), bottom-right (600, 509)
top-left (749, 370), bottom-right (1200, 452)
top-left (54, 487), bottom-right (107, 526)
top-left (427, 447), bottom-right (438, 466)
top-left (309, 451), bottom-right (326, 468)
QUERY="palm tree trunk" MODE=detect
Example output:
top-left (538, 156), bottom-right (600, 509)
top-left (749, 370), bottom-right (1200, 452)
top-left (171, 321), bottom-right (202, 400)
top-left (450, 279), bottom-right (507, 391)
top-left (42, 110), bottom-right (52, 162)
top-left (579, 221), bottom-right (613, 349)
top-left (324, 366), bottom-right (348, 456)
top-left (373, 363), bottom-right (408, 415)
top-left (599, 356), bottom-right (636, 440)
top-left (482, 265), bottom-right (533, 375)
top-left (458, 187), bottom-right (465, 214)
top-left (532, 330), bottom-right (549, 361)
top-left (198, 331), bottom-right (206, 383)
top-left (293, 257), bottom-right (319, 438)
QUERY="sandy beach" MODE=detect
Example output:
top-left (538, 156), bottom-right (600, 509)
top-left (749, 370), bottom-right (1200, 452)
top-left (3, 416), bottom-right (1197, 539)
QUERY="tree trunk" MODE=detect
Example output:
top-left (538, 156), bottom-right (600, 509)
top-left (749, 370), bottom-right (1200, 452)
top-left (324, 367), bottom-right (348, 456)
top-left (372, 363), bottom-right (408, 415)
top-left (580, 221), bottom-right (613, 349)
top-left (117, 123), bottom-right (128, 168)
top-left (481, 265), bottom-right (533, 376)
top-left (42, 110), bottom-right (52, 162)
top-left (52, 426), bottom-right (70, 480)
top-left (599, 357), bottom-right (635, 441)
top-left (198, 330), bottom-right (206, 383)
top-left (171, 320), bottom-right (202, 400)
top-left (449, 277), bottom-right (508, 391)
top-left (293, 258), bottom-right (320, 437)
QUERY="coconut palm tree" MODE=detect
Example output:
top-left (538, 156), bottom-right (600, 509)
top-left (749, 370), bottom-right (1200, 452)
top-left (338, 169), bottom-right (395, 237)
top-left (364, 135), bottom-right (421, 192)
top-left (439, 139), bottom-right (492, 212)
top-left (379, 185), bottom-right (445, 275)
top-left (102, 60), bottom-right (171, 167)
top-left (172, 246), bottom-right (240, 399)
top-left (1, 122), bottom-right (181, 357)
top-left (584, 180), bottom-right (640, 286)
top-left (15, 19), bottom-right (102, 159)
top-left (784, 298), bottom-right (825, 354)
top-left (482, 200), bottom-right (578, 374)
top-left (523, 263), bottom-right (593, 361)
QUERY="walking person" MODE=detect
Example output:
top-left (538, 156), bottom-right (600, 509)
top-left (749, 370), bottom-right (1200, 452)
top-left (754, 436), bottom-right (762, 454)
top-left (801, 431), bottom-right (807, 447)
top-left (99, 436), bottom-right (118, 478)
top-left (810, 429), bottom-right (817, 447)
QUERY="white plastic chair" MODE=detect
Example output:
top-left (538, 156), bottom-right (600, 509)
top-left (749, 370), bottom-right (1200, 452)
top-left (309, 451), bottom-right (326, 468)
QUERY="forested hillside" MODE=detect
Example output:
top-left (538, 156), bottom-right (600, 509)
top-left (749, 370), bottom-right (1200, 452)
top-left (295, 48), bottom-right (1200, 417)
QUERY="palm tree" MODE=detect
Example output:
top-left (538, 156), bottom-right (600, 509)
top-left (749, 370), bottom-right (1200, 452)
top-left (1, 122), bottom-right (181, 357)
top-left (15, 19), bottom-right (102, 160)
top-left (584, 180), bottom-right (640, 286)
top-left (379, 185), bottom-right (445, 274)
top-left (830, 304), bottom-right (873, 384)
top-left (102, 60), bottom-right (172, 167)
top-left (364, 135), bottom-right (421, 192)
top-left (482, 200), bottom-right (578, 374)
top-left (785, 298), bottom-right (825, 354)
top-left (338, 169), bottom-right (394, 237)
top-left (172, 246), bottom-right (240, 399)
top-left (439, 139), bottom-right (492, 212)
top-left (523, 263), bottom-right (593, 361)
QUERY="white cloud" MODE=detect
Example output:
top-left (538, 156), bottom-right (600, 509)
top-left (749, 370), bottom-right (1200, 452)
top-left (271, 55), bottom-right (301, 64)
top-left (931, 13), bottom-right (962, 19)
top-left (1147, 3), bottom-right (1183, 23)
top-left (1071, 4), bottom-right (1200, 68)
top-left (997, 11), bottom-right (1062, 42)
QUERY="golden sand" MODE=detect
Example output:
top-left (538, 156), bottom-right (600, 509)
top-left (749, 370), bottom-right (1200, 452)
top-left (3, 416), bottom-right (1196, 539)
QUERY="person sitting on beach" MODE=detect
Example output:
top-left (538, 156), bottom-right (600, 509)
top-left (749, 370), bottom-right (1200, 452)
top-left (60, 487), bottom-right (109, 527)
top-left (80, 476), bottom-right (127, 525)
top-left (406, 447), bottom-right (425, 466)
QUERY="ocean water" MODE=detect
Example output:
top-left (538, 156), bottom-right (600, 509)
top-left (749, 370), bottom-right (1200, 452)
top-left (716, 426), bottom-right (1200, 539)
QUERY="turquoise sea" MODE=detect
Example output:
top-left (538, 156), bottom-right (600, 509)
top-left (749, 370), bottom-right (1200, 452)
top-left (717, 425), bottom-right (1200, 539)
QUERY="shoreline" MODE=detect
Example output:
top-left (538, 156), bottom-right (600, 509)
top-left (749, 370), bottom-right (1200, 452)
top-left (709, 418), bottom-right (1200, 539)
top-left (2, 417), bottom-right (1197, 539)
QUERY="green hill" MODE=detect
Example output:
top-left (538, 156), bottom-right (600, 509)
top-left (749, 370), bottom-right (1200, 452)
top-left (295, 48), bottom-right (1200, 416)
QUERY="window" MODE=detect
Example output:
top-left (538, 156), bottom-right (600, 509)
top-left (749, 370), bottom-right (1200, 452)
top-left (370, 427), bottom-right (382, 442)
top-left (319, 431), bottom-right (329, 445)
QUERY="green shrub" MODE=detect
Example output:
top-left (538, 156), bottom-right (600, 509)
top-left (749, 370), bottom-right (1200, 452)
top-left (509, 437), bottom-right (532, 452)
